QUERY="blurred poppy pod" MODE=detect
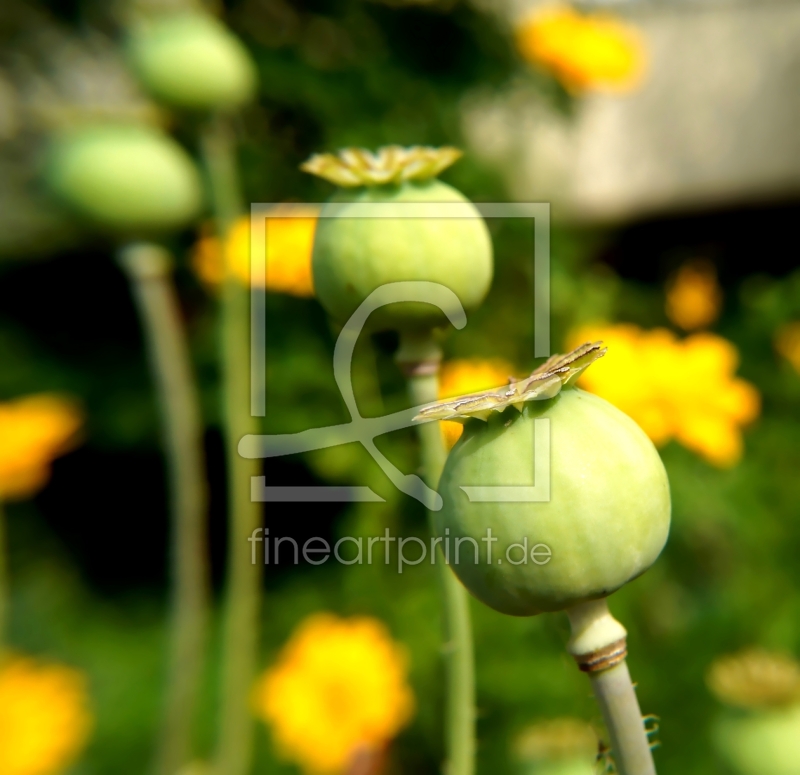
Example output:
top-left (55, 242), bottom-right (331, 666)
top-left (709, 649), bottom-right (800, 775)
top-left (127, 14), bottom-right (257, 111)
top-left (301, 146), bottom-right (493, 333)
top-left (713, 707), bottom-right (800, 775)
top-left (418, 343), bottom-right (671, 616)
top-left (45, 123), bottom-right (203, 234)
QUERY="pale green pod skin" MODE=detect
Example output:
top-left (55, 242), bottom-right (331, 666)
top-left (436, 387), bottom-right (671, 616)
top-left (46, 124), bottom-right (203, 234)
top-left (127, 14), bottom-right (257, 111)
top-left (713, 705), bottom-right (800, 775)
top-left (312, 179), bottom-right (493, 331)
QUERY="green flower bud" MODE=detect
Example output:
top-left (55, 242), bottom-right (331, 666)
top-left (302, 146), bottom-right (493, 332)
top-left (418, 343), bottom-right (670, 616)
top-left (46, 124), bottom-right (203, 234)
top-left (127, 14), bottom-right (257, 111)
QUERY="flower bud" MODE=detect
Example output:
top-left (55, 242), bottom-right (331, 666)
top-left (302, 146), bottom-right (493, 332)
top-left (127, 14), bottom-right (257, 111)
top-left (419, 343), bottom-right (671, 616)
top-left (46, 124), bottom-right (203, 234)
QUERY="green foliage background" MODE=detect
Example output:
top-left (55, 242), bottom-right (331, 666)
top-left (1, 1), bottom-right (800, 774)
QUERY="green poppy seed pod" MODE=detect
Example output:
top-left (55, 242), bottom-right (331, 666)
top-left (46, 124), bottom-right (203, 234)
top-left (302, 146), bottom-right (493, 332)
top-left (417, 343), bottom-right (671, 616)
top-left (127, 14), bottom-right (257, 111)
top-left (713, 706), bottom-right (800, 775)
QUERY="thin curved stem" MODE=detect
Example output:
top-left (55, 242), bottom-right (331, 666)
top-left (200, 115), bottom-right (263, 775)
top-left (399, 332), bottom-right (476, 775)
top-left (566, 598), bottom-right (656, 775)
top-left (118, 243), bottom-right (210, 775)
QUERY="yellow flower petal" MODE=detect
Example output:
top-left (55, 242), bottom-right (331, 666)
top-left (253, 614), bottom-right (414, 774)
top-left (665, 261), bottom-right (723, 331)
top-left (192, 205), bottom-right (318, 297)
top-left (675, 414), bottom-right (743, 468)
top-left (715, 379), bottom-right (761, 425)
top-left (682, 332), bottom-right (739, 380)
top-left (0, 656), bottom-right (93, 775)
top-left (515, 5), bottom-right (647, 94)
top-left (0, 395), bottom-right (83, 501)
top-left (566, 323), bottom-right (760, 467)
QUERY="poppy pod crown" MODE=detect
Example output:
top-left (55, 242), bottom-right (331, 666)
top-left (301, 145), bottom-right (493, 333)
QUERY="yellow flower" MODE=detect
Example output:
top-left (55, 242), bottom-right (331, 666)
top-left (775, 322), bottom-right (800, 374)
top-left (439, 358), bottom-right (516, 448)
top-left (567, 324), bottom-right (760, 467)
top-left (0, 656), bottom-right (93, 775)
top-left (253, 613), bottom-right (414, 774)
top-left (515, 5), bottom-right (646, 94)
top-left (0, 395), bottom-right (83, 501)
top-left (192, 205), bottom-right (318, 297)
top-left (665, 260), bottom-right (723, 331)
top-left (707, 649), bottom-right (800, 710)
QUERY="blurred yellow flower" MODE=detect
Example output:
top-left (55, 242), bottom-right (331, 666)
top-left (515, 5), bottom-right (646, 94)
top-left (253, 613), bottom-right (414, 774)
top-left (514, 717), bottom-right (597, 765)
top-left (665, 260), bottom-right (723, 331)
top-left (0, 656), bottom-right (93, 775)
top-left (775, 322), bottom-right (800, 374)
top-left (568, 324), bottom-right (760, 467)
top-left (707, 648), bottom-right (800, 710)
top-left (192, 205), bottom-right (318, 297)
top-left (0, 395), bottom-right (83, 501)
top-left (439, 358), bottom-right (516, 448)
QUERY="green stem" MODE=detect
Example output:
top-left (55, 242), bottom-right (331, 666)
top-left (117, 243), bottom-right (210, 775)
top-left (200, 115), bottom-right (263, 775)
top-left (399, 332), bottom-right (476, 775)
top-left (0, 500), bottom-right (7, 655)
top-left (566, 598), bottom-right (656, 775)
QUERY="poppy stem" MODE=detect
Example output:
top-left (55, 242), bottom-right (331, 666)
top-left (118, 243), bottom-right (210, 775)
top-left (200, 114), bottom-right (263, 775)
top-left (398, 331), bottom-right (476, 775)
top-left (566, 598), bottom-right (657, 775)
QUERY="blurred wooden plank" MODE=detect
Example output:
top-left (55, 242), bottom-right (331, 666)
top-left (464, 1), bottom-right (800, 221)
